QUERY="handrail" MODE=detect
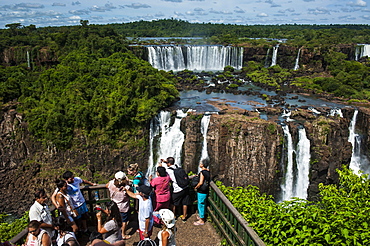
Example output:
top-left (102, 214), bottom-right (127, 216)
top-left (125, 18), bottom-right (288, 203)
top-left (208, 181), bottom-right (266, 246)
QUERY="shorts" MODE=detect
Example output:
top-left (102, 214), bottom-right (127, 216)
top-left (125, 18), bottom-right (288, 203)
top-left (75, 202), bottom-right (89, 220)
top-left (121, 211), bottom-right (129, 223)
top-left (172, 187), bottom-right (190, 206)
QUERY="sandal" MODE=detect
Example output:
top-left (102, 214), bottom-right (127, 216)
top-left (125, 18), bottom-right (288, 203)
top-left (193, 221), bottom-right (205, 226)
top-left (122, 235), bottom-right (131, 240)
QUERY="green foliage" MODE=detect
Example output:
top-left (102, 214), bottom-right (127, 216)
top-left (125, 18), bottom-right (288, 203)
top-left (217, 167), bottom-right (370, 245)
top-left (0, 212), bottom-right (29, 242)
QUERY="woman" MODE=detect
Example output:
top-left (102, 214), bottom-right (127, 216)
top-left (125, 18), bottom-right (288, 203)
top-left (55, 179), bottom-right (79, 233)
top-left (96, 201), bottom-right (123, 244)
top-left (150, 166), bottom-right (171, 211)
top-left (24, 220), bottom-right (51, 246)
top-left (193, 159), bottom-right (211, 226)
top-left (157, 209), bottom-right (176, 246)
top-left (54, 216), bottom-right (79, 246)
top-left (106, 171), bottom-right (131, 240)
top-left (127, 163), bottom-right (145, 193)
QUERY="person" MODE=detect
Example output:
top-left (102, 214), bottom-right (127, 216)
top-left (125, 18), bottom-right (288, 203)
top-left (54, 216), bottom-right (79, 246)
top-left (123, 185), bottom-right (154, 240)
top-left (96, 201), bottom-right (123, 244)
top-left (157, 209), bottom-right (176, 246)
top-left (29, 188), bottom-right (54, 237)
top-left (87, 232), bottom-right (125, 246)
top-left (62, 171), bottom-right (96, 233)
top-left (106, 171), bottom-right (131, 240)
top-left (127, 163), bottom-right (145, 193)
top-left (164, 157), bottom-right (190, 222)
top-left (55, 179), bottom-right (79, 233)
top-left (150, 166), bottom-right (171, 211)
top-left (193, 159), bottom-right (211, 226)
top-left (24, 220), bottom-right (51, 246)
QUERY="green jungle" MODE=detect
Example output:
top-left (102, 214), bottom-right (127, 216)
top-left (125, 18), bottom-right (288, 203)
top-left (1, 19), bottom-right (370, 245)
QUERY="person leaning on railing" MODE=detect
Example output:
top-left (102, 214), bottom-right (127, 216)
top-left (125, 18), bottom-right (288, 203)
top-left (23, 220), bottom-right (51, 246)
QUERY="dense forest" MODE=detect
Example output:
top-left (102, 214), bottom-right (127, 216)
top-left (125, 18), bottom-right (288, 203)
top-left (1, 19), bottom-right (370, 148)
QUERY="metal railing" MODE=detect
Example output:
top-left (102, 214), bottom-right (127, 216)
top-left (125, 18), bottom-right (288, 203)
top-left (208, 181), bottom-right (266, 246)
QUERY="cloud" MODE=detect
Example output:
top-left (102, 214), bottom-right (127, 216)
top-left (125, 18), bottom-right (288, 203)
top-left (194, 7), bottom-right (204, 11)
top-left (89, 3), bottom-right (116, 12)
top-left (308, 7), bottom-right (330, 15)
top-left (162, 0), bottom-right (182, 2)
top-left (303, 0), bottom-right (315, 2)
top-left (16, 3), bottom-right (44, 9)
top-left (188, 0), bottom-right (205, 1)
top-left (234, 7), bottom-right (245, 14)
top-left (361, 14), bottom-right (370, 19)
top-left (52, 3), bottom-right (66, 7)
top-left (257, 12), bottom-right (268, 17)
top-left (271, 4), bottom-right (282, 7)
top-left (69, 9), bottom-right (90, 15)
top-left (209, 9), bottom-right (233, 14)
top-left (125, 3), bottom-right (151, 9)
top-left (347, 0), bottom-right (367, 7)
top-left (186, 11), bottom-right (195, 16)
top-left (72, 1), bottom-right (81, 6)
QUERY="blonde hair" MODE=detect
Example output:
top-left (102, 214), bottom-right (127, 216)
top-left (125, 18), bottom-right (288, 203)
top-left (127, 163), bottom-right (139, 173)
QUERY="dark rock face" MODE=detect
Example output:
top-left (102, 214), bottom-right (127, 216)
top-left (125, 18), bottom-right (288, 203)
top-left (0, 102), bottom-right (364, 214)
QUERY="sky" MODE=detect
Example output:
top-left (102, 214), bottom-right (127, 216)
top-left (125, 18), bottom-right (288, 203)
top-left (0, 0), bottom-right (369, 28)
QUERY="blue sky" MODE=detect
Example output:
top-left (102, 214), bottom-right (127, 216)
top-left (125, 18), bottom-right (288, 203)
top-left (0, 0), bottom-right (369, 28)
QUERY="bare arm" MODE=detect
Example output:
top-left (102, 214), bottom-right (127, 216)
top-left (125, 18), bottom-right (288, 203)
top-left (161, 230), bottom-right (170, 246)
top-left (96, 212), bottom-right (109, 234)
top-left (195, 172), bottom-right (204, 189)
top-left (51, 189), bottom-right (59, 208)
top-left (122, 187), bottom-right (137, 199)
top-left (41, 232), bottom-right (52, 246)
top-left (83, 179), bottom-right (97, 186)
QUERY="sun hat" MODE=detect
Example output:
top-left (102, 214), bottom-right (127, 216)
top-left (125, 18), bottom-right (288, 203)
top-left (159, 209), bottom-right (176, 228)
top-left (115, 171), bottom-right (126, 180)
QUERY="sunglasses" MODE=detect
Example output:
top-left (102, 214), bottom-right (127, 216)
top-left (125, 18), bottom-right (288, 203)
top-left (29, 228), bottom-right (39, 233)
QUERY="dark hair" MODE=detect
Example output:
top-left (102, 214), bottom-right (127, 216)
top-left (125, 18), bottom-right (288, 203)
top-left (55, 179), bottom-right (67, 189)
top-left (157, 166), bottom-right (167, 177)
top-left (28, 220), bottom-right (41, 229)
top-left (105, 201), bottom-right (122, 228)
top-left (166, 157), bottom-right (175, 165)
top-left (114, 179), bottom-right (126, 188)
top-left (53, 216), bottom-right (70, 232)
top-left (201, 159), bottom-right (210, 168)
top-left (62, 171), bottom-right (73, 180)
top-left (34, 188), bottom-right (46, 200)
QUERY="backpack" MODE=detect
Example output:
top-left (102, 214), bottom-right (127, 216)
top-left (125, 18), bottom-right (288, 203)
top-left (169, 165), bottom-right (189, 188)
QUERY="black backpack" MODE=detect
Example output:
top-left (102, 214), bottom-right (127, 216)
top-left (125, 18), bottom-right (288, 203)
top-left (169, 165), bottom-right (190, 188)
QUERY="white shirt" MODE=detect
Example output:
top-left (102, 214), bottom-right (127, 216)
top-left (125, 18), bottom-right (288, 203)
top-left (166, 165), bottom-right (183, 193)
top-left (137, 195), bottom-right (154, 232)
top-left (29, 201), bottom-right (53, 236)
top-left (66, 177), bottom-right (85, 207)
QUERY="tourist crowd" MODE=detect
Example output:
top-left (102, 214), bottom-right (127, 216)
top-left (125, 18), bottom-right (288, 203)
top-left (24, 157), bottom-right (211, 246)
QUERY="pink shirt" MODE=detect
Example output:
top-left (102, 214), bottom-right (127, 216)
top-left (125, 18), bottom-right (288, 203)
top-left (107, 180), bottom-right (130, 213)
top-left (150, 175), bottom-right (171, 203)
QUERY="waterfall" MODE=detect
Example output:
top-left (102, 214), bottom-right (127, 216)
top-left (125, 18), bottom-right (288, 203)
top-left (293, 48), bottom-right (301, 70)
top-left (147, 110), bottom-right (188, 177)
top-left (27, 51), bottom-right (31, 68)
top-left (199, 114), bottom-right (211, 171)
top-left (264, 48), bottom-right (271, 67)
top-left (357, 44), bottom-right (370, 60)
top-left (280, 125), bottom-right (310, 201)
top-left (270, 44), bottom-right (279, 67)
top-left (146, 45), bottom-right (243, 71)
top-left (347, 110), bottom-right (370, 175)
top-left (281, 125), bottom-right (294, 201)
top-left (329, 108), bottom-right (343, 117)
top-left (295, 127), bottom-right (310, 199)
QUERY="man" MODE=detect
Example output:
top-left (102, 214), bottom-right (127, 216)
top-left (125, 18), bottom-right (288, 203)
top-left (124, 185), bottom-right (154, 240)
top-left (29, 188), bottom-right (54, 237)
top-left (62, 171), bottom-right (96, 233)
top-left (165, 157), bottom-right (190, 222)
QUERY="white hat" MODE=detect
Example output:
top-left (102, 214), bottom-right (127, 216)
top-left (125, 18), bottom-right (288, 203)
top-left (159, 209), bottom-right (175, 228)
top-left (115, 171), bottom-right (126, 180)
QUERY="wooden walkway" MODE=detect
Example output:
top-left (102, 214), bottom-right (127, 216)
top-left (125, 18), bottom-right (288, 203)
top-left (78, 212), bottom-right (222, 246)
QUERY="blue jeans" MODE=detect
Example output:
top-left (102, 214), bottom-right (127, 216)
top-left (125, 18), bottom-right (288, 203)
top-left (197, 192), bottom-right (208, 219)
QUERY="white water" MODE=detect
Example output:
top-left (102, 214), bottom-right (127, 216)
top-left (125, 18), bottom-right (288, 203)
top-left (295, 128), bottom-right (310, 199)
top-left (147, 45), bottom-right (243, 71)
top-left (355, 44), bottom-right (370, 61)
top-left (281, 125), bottom-right (294, 201)
top-left (329, 108), bottom-right (343, 117)
top-left (293, 48), bottom-right (301, 70)
top-left (147, 110), bottom-right (188, 177)
top-left (347, 109), bottom-right (370, 175)
top-left (264, 48), bottom-right (271, 67)
top-left (199, 114), bottom-right (211, 172)
top-left (281, 125), bottom-right (311, 201)
top-left (271, 44), bottom-right (279, 67)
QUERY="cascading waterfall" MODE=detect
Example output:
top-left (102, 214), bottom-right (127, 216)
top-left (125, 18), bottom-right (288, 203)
top-left (264, 48), bottom-right (271, 67)
top-left (280, 125), bottom-right (311, 201)
top-left (347, 109), bottom-right (370, 175)
top-left (199, 114), bottom-right (211, 172)
top-left (293, 48), bottom-right (301, 70)
top-left (146, 45), bottom-right (243, 71)
top-left (281, 125), bottom-right (294, 201)
top-left (270, 44), bottom-right (279, 67)
top-left (147, 109), bottom-right (188, 177)
top-left (329, 108), bottom-right (343, 117)
top-left (355, 44), bottom-right (370, 61)
top-left (295, 127), bottom-right (310, 199)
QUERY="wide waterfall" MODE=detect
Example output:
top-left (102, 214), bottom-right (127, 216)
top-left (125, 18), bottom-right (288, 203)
top-left (293, 48), bottom-right (301, 70)
top-left (348, 109), bottom-right (370, 175)
top-left (146, 45), bottom-right (243, 71)
top-left (280, 125), bottom-right (310, 201)
top-left (270, 44), bottom-right (279, 67)
top-left (355, 44), bottom-right (370, 61)
top-left (147, 109), bottom-right (188, 177)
